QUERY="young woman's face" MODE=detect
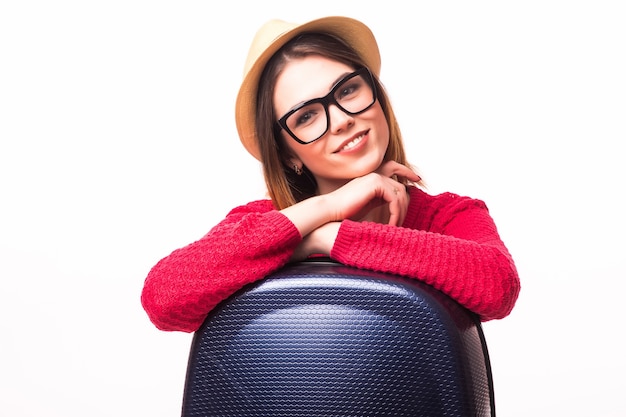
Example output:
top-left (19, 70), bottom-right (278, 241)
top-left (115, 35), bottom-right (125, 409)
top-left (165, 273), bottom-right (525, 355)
top-left (273, 56), bottom-right (389, 194)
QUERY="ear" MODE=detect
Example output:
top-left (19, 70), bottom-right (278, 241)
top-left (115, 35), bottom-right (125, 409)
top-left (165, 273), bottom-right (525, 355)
top-left (281, 151), bottom-right (301, 170)
top-left (288, 157), bottom-right (302, 169)
top-left (283, 155), bottom-right (304, 176)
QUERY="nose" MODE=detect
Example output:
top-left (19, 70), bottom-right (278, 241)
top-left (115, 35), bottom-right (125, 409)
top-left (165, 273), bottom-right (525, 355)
top-left (328, 104), bottom-right (354, 134)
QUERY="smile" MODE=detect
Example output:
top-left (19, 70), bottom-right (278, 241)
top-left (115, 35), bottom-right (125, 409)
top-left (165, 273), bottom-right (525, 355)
top-left (335, 131), bottom-right (368, 153)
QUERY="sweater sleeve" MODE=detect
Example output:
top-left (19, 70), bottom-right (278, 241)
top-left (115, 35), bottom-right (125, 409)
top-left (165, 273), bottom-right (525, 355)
top-left (330, 189), bottom-right (520, 321)
top-left (140, 200), bottom-right (302, 332)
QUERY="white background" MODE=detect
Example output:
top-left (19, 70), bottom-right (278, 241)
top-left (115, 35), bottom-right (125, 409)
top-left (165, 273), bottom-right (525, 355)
top-left (1, 1), bottom-right (625, 416)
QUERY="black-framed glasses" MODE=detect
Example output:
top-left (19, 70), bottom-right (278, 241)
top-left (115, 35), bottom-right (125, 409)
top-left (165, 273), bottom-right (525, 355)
top-left (276, 67), bottom-right (377, 145)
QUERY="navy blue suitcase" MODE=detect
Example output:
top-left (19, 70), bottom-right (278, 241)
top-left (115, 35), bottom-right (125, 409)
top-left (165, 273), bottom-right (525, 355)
top-left (181, 260), bottom-right (495, 416)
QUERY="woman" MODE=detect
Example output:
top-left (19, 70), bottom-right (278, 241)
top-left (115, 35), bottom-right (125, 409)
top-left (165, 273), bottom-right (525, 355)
top-left (141, 17), bottom-right (520, 332)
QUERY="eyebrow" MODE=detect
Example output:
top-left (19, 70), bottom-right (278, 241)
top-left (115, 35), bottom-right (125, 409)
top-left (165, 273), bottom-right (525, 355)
top-left (286, 71), bottom-right (354, 113)
top-left (329, 71), bottom-right (352, 90)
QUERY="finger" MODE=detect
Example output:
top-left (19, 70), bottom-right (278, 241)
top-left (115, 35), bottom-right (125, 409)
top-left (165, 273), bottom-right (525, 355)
top-left (389, 180), bottom-right (411, 226)
top-left (402, 171), bottom-right (422, 183)
top-left (385, 185), bottom-right (404, 226)
top-left (378, 161), bottom-right (421, 182)
top-left (387, 198), bottom-right (401, 226)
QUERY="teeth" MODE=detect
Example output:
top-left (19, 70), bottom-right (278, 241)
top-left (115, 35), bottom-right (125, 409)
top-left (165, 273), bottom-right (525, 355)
top-left (341, 135), bottom-right (363, 151)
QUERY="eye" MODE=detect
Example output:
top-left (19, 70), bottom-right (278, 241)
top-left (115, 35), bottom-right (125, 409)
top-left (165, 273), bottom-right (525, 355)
top-left (336, 78), bottom-right (365, 101)
top-left (289, 104), bottom-right (322, 128)
top-left (295, 110), bottom-right (316, 126)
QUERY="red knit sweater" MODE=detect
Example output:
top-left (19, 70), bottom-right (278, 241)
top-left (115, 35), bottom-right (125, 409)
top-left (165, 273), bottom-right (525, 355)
top-left (141, 187), bottom-right (520, 332)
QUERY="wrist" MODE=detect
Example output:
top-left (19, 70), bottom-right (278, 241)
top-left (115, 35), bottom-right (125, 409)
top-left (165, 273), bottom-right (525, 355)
top-left (316, 221), bottom-right (341, 254)
top-left (280, 195), bottom-right (335, 236)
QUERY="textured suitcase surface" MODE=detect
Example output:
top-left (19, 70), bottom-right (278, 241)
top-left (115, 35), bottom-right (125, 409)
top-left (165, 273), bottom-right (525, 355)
top-left (181, 261), bottom-right (494, 417)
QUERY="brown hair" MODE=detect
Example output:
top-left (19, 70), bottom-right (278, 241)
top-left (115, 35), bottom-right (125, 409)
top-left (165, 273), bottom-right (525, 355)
top-left (256, 32), bottom-right (421, 209)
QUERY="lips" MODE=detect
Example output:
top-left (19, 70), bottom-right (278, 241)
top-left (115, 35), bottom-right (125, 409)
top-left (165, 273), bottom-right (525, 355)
top-left (334, 130), bottom-right (369, 153)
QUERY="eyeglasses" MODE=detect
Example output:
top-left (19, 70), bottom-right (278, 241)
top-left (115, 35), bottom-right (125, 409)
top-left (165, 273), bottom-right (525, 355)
top-left (276, 67), bottom-right (377, 145)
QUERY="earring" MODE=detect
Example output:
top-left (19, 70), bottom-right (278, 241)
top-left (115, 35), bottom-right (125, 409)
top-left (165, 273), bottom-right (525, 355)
top-left (293, 164), bottom-right (303, 176)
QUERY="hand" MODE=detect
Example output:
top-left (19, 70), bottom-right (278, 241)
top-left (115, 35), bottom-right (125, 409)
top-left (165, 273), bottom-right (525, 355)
top-left (325, 161), bottom-right (420, 226)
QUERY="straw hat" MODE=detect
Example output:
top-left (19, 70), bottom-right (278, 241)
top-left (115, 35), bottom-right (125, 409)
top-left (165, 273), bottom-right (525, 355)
top-left (234, 16), bottom-right (381, 160)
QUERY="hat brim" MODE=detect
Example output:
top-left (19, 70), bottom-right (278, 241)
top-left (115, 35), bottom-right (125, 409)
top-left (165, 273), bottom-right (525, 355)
top-left (235, 16), bottom-right (381, 161)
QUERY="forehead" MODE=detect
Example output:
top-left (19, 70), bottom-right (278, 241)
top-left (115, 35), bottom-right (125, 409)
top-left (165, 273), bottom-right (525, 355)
top-left (273, 56), bottom-right (354, 115)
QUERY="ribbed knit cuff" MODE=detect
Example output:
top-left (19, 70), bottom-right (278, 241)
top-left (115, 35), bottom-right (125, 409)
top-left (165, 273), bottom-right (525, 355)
top-left (330, 220), bottom-right (365, 264)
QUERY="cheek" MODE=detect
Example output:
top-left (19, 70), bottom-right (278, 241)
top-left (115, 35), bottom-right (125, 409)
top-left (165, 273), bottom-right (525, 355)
top-left (294, 143), bottom-right (330, 175)
top-left (280, 130), bottom-right (306, 156)
top-left (372, 107), bottom-right (390, 144)
top-left (279, 131), bottom-right (296, 154)
top-left (280, 132), bottom-right (315, 164)
top-left (297, 142), bottom-right (324, 165)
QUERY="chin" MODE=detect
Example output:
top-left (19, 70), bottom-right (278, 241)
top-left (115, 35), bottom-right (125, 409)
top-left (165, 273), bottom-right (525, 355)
top-left (351, 155), bottom-right (385, 176)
